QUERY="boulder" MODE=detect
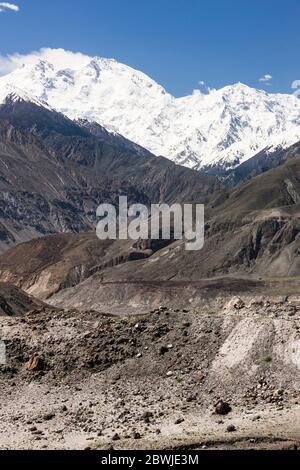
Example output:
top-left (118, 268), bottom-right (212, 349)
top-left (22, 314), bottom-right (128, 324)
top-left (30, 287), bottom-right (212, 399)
top-left (215, 400), bottom-right (232, 416)
top-left (26, 355), bottom-right (43, 371)
top-left (224, 297), bottom-right (245, 310)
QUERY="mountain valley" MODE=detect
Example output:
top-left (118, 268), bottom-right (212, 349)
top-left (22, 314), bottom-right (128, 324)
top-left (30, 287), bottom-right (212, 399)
top-left (0, 49), bottom-right (300, 451)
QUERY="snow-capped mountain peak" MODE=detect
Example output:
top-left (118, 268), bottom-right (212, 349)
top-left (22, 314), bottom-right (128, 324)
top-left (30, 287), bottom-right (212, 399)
top-left (0, 84), bottom-right (54, 111)
top-left (0, 48), bottom-right (300, 170)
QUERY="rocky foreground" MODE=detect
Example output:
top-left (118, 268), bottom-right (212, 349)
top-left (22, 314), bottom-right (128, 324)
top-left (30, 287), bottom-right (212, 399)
top-left (0, 295), bottom-right (299, 450)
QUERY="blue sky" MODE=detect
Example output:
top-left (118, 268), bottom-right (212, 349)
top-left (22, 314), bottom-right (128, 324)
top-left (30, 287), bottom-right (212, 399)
top-left (0, 0), bottom-right (299, 96)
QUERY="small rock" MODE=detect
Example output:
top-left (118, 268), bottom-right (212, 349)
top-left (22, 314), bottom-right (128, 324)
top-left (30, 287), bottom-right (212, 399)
top-left (252, 415), bottom-right (261, 421)
top-left (26, 355), bottom-right (43, 371)
top-left (43, 412), bottom-right (55, 421)
top-left (215, 400), bottom-right (232, 416)
top-left (186, 395), bottom-right (196, 403)
top-left (112, 433), bottom-right (120, 441)
top-left (166, 371), bottom-right (173, 377)
top-left (226, 425), bottom-right (236, 433)
top-left (159, 346), bottom-right (169, 355)
top-left (175, 418), bottom-right (185, 425)
top-left (224, 297), bottom-right (245, 310)
top-left (142, 411), bottom-right (153, 420)
top-left (54, 429), bottom-right (64, 434)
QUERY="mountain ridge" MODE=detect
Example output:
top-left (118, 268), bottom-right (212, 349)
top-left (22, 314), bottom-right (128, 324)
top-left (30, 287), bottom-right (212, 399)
top-left (1, 48), bottom-right (300, 170)
top-left (0, 97), bottom-right (219, 252)
top-left (3, 148), bottom-right (300, 306)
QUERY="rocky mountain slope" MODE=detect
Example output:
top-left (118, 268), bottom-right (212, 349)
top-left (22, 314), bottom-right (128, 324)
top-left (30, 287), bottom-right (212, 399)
top-left (76, 119), bottom-right (153, 159)
top-left (0, 95), bottom-right (219, 253)
top-left (1, 48), bottom-right (300, 171)
top-left (0, 296), bottom-right (299, 449)
top-left (108, 152), bottom-right (300, 282)
top-left (220, 139), bottom-right (300, 187)
top-left (2, 148), bottom-right (300, 308)
top-left (0, 282), bottom-right (47, 316)
top-left (0, 233), bottom-right (173, 300)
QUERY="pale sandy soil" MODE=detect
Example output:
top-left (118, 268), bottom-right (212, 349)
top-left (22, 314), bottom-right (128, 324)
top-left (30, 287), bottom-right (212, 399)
top-left (0, 299), bottom-right (300, 450)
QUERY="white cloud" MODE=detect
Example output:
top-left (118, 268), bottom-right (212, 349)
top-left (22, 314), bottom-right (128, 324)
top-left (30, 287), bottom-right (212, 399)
top-left (259, 74), bottom-right (273, 83)
top-left (199, 80), bottom-right (205, 86)
top-left (0, 2), bottom-right (19, 13)
top-left (0, 48), bottom-right (92, 76)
